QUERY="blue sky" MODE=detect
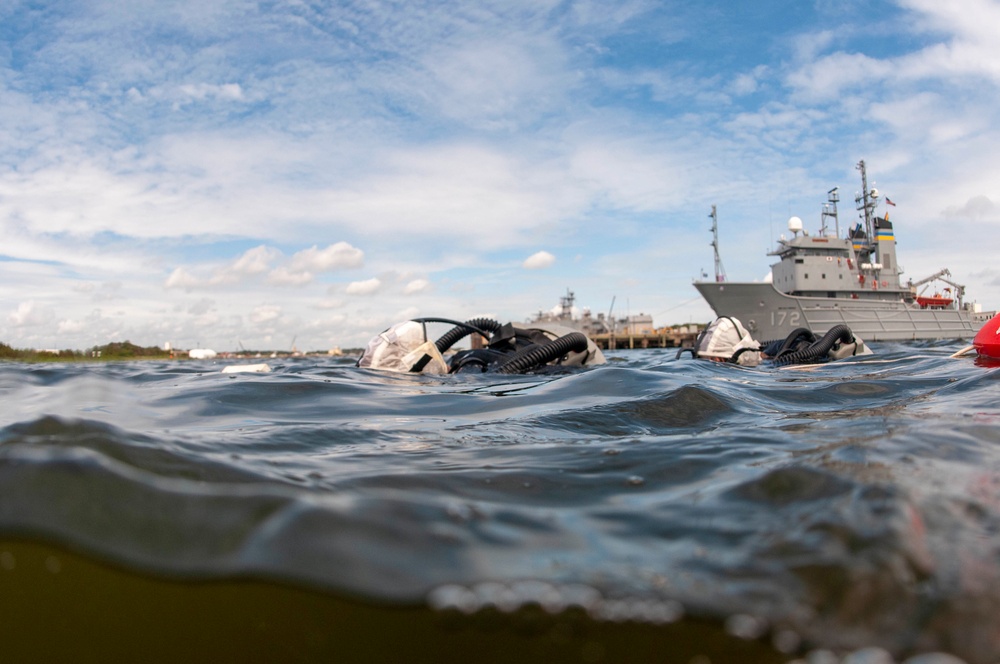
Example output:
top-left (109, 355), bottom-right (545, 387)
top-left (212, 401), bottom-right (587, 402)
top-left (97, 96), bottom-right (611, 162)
top-left (2, 0), bottom-right (998, 351)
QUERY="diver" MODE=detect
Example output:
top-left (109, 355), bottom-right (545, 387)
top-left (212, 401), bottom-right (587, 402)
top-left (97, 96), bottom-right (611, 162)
top-left (357, 317), bottom-right (606, 374)
top-left (677, 316), bottom-right (872, 366)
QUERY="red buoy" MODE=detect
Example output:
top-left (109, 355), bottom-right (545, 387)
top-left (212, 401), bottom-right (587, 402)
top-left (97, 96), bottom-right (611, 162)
top-left (973, 312), bottom-right (1000, 359)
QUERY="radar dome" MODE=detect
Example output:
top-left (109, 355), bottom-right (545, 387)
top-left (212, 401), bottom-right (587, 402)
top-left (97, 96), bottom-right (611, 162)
top-left (787, 216), bottom-right (803, 232)
top-left (870, 188), bottom-right (879, 199)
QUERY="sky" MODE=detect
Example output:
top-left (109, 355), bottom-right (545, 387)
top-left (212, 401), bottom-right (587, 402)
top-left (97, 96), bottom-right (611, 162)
top-left (2, 0), bottom-right (999, 352)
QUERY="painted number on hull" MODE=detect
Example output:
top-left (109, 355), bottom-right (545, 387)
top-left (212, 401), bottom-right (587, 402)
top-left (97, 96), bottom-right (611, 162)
top-left (771, 311), bottom-right (801, 327)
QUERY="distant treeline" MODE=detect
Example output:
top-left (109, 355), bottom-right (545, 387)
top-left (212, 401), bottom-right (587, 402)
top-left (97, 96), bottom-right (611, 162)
top-left (0, 341), bottom-right (172, 362)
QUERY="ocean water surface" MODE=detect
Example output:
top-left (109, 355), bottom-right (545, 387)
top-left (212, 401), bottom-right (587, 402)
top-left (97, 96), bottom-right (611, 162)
top-left (1, 343), bottom-right (998, 663)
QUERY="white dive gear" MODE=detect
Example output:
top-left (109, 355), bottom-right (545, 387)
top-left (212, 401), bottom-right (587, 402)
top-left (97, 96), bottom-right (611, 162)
top-left (358, 318), bottom-right (605, 374)
top-left (356, 320), bottom-right (449, 374)
top-left (694, 316), bottom-right (762, 366)
top-left (678, 317), bottom-right (872, 366)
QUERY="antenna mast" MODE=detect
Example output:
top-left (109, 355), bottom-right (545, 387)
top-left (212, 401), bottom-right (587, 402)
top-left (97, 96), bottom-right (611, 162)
top-left (855, 160), bottom-right (878, 256)
top-left (709, 205), bottom-right (726, 282)
top-left (821, 187), bottom-right (839, 237)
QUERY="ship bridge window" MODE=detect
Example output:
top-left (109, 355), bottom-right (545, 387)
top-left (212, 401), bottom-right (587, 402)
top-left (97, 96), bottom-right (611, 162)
top-left (795, 258), bottom-right (804, 264)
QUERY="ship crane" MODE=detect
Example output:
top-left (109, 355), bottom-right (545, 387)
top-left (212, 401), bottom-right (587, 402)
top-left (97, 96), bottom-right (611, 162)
top-left (908, 268), bottom-right (966, 309)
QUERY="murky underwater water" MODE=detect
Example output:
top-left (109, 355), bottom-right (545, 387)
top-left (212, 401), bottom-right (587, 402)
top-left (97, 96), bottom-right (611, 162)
top-left (1, 344), bottom-right (998, 663)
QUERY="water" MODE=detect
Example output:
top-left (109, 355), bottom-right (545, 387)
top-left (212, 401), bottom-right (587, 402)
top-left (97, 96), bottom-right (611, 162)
top-left (1, 344), bottom-right (998, 663)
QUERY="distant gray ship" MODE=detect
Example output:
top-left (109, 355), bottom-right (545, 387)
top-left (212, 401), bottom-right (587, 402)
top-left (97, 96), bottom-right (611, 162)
top-left (694, 161), bottom-right (991, 342)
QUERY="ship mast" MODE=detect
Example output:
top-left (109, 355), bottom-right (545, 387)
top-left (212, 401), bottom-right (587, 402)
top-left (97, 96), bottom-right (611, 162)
top-left (855, 160), bottom-right (878, 258)
top-left (821, 187), bottom-right (839, 237)
top-left (709, 205), bottom-right (726, 282)
top-left (559, 289), bottom-right (575, 319)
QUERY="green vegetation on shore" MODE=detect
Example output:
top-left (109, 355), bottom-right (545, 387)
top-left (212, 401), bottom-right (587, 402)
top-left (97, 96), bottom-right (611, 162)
top-left (0, 341), bottom-right (172, 362)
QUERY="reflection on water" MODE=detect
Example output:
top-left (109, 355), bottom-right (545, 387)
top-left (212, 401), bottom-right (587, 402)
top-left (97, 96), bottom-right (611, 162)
top-left (1, 343), bottom-right (998, 662)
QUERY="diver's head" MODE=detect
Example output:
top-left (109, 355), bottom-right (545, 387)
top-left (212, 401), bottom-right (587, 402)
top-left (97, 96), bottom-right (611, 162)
top-left (358, 317), bottom-right (606, 374)
top-left (356, 320), bottom-right (449, 374)
top-left (694, 317), bottom-right (761, 366)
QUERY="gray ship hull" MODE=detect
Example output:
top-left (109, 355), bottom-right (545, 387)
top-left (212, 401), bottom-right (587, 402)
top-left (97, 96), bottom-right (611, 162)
top-left (694, 281), bottom-right (982, 342)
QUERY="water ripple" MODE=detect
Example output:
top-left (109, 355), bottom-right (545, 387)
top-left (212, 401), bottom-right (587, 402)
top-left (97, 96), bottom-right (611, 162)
top-left (0, 345), bottom-right (998, 662)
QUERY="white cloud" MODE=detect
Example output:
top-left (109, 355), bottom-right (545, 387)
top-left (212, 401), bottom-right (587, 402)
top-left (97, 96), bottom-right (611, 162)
top-left (943, 195), bottom-right (998, 221)
top-left (8, 301), bottom-right (55, 327)
top-left (565, 131), bottom-right (696, 209)
top-left (319, 144), bottom-right (580, 247)
top-left (414, 35), bottom-right (570, 130)
top-left (162, 242), bottom-right (364, 292)
top-left (899, 0), bottom-right (1000, 48)
top-left (316, 298), bottom-right (345, 310)
top-left (523, 251), bottom-right (556, 270)
top-left (176, 83), bottom-right (245, 102)
top-left (165, 267), bottom-right (201, 291)
top-left (403, 278), bottom-right (431, 295)
top-left (58, 319), bottom-right (86, 335)
top-left (127, 82), bottom-right (249, 108)
top-left (187, 298), bottom-right (216, 316)
top-left (231, 245), bottom-right (281, 276)
top-left (289, 242), bottom-right (364, 272)
top-left (785, 52), bottom-right (891, 102)
top-left (786, 0), bottom-right (1000, 103)
top-left (267, 267), bottom-right (314, 287)
top-left (729, 66), bottom-right (769, 96)
top-left (345, 278), bottom-right (382, 295)
top-left (394, 306), bottom-right (420, 321)
top-left (249, 305), bottom-right (282, 324)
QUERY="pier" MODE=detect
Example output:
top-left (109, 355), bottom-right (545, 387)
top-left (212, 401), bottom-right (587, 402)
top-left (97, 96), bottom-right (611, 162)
top-left (588, 328), bottom-right (700, 350)
top-left (527, 289), bottom-right (703, 351)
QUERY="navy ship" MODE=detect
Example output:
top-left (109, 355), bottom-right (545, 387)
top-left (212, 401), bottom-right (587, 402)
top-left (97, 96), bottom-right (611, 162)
top-left (694, 161), bottom-right (990, 341)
